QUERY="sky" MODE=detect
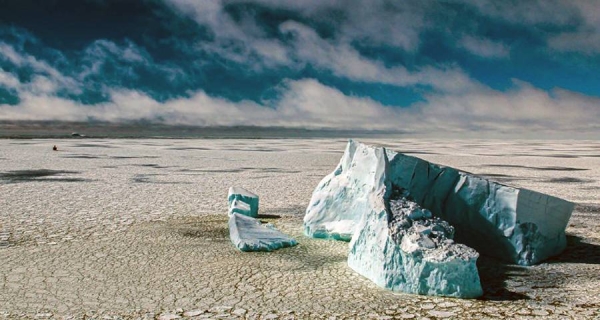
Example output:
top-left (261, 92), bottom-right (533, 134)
top-left (0, 0), bottom-right (599, 138)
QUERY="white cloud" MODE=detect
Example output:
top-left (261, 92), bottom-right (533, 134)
top-left (458, 36), bottom-right (510, 59)
top-left (0, 42), bottom-right (80, 94)
top-left (2, 71), bottom-right (599, 137)
top-left (278, 21), bottom-right (483, 93)
top-left (546, 1), bottom-right (600, 54)
top-left (0, 70), bottom-right (20, 89)
top-left (161, 1), bottom-right (487, 93)
top-left (418, 80), bottom-right (600, 134)
top-left (164, 0), bottom-right (292, 69)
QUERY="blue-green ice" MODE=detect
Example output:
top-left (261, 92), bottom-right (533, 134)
top-left (228, 187), bottom-right (259, 218)
top-left (229, 213), bottom-right (298, 252)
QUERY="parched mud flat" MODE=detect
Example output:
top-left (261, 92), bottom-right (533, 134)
top-left (0, 138), bottom-right (599, 319)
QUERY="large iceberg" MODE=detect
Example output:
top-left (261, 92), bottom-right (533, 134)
top-left (305, 140), bottom-right (574, 266)
top-left (229, 213), bottom-right (298, 252)
top-left (228, 187), bottom-right (259, 218)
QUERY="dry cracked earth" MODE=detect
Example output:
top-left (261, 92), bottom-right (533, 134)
top-left (0, 138), bottom-right (599, 319)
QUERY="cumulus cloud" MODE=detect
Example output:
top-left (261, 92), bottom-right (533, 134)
top-left (2, 66), bottom-right (599, 137)
top-left (419, 80), bottom-right (600, 134)
top-left (0, 77), bottom-right (407, 129)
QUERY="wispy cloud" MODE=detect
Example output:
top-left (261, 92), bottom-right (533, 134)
top-left (460, 0), bottom-right (600, 55)
top-left (458, 36), bottom-right (510, 59)
top-left (0, 42), bottom-right (80, 94)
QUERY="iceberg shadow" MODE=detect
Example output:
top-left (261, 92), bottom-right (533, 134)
top-left (476, 257), bottom-right (530, 301)
top-left (257, 214), bottom-right (281, 220)
top-left (545, 235), bottom-right (600, 265)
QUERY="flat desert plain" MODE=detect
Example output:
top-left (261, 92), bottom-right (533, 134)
top-left (0, 138), bottom-right (599, 319)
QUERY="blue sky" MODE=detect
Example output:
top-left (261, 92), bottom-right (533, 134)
top-left (0, 0), bottom-right (599, 137)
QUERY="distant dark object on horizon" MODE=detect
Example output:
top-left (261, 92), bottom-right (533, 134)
top-left (71, 132), bottom-right (85, 137)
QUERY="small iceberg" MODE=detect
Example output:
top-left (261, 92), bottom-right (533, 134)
top-left (226, 187), bottom-right (297, 251)
top-left (228, 187), bottom-right (259, 218)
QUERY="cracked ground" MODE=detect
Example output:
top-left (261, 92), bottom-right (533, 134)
top-left (1, 138), bottom-right (599, 319)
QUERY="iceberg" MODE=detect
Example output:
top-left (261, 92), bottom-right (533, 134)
top-left (348, 187), bottom-right (483, 298)
top-left (228, 213), bottom-right (298, 252)
top-left (228, 187), bottom-right (259, 218)
top-left (304, 140), bottom-right (574, 266)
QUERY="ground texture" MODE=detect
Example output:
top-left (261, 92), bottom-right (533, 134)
top-left (1, 138), bottom-right (599, 319)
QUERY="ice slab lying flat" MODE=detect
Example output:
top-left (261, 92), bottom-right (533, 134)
top-left (348, 188), bottom-right (482, 298)
top-left (305, 140), bottom-right (574, 265)
top-left (228, 187), bottom-right (259, 218)
top-left (228, 213), bottom-right (297, 252)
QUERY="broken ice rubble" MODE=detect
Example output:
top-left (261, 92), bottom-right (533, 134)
top-left (227, 187), bottom-right (297, 252)
top-left (348, 188), bottom-right (483, 298)
top-left (229, 213), bottom-right (298, 252)
top-left (304, 140), bottom-right (574, 298)
top-left (228, 187), bottom-right (259, 218)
